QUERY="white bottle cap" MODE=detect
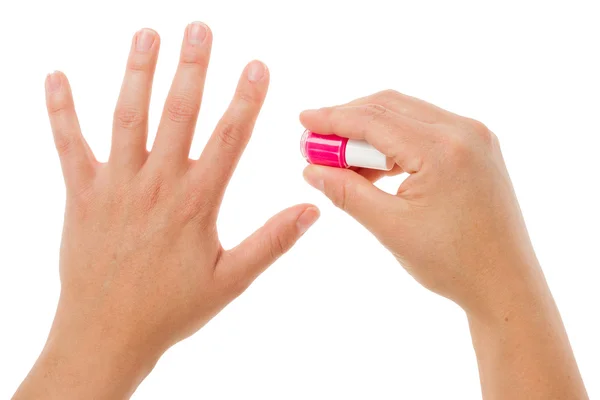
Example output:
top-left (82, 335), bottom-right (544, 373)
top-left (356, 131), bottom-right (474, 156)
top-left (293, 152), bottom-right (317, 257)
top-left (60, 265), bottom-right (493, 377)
top-left (345, 139), bottom-right (395, 171)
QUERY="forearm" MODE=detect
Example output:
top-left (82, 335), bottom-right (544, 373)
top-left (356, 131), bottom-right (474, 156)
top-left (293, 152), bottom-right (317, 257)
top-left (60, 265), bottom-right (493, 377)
top-left (467, 264), bottom-right (588, 400)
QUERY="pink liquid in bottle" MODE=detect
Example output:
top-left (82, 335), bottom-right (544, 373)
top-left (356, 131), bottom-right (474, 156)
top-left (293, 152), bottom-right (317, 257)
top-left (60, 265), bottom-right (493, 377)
top-left (300, 130), bottom-right (349, 168)
top-left (300, 130), bottom-right (394, 171)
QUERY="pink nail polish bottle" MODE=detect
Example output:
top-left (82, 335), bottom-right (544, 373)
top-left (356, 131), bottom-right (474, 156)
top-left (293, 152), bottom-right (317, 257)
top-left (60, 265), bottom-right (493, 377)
top-left (300, 130), bottom-right (394, 171)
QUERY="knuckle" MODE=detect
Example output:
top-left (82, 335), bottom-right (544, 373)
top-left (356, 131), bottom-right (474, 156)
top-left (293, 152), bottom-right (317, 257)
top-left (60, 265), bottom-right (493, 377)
top-left (328, 179), bottom-right (351, 211)
top-left (223, 273), bottom-right (250, 298)
top-left (215, 259), bottom-right (252, 299)
top-left (444, 134), bottom-right (472, 162)
top-left (319, 106), bottom-right (334, 118)
top-left (127, 57), bottom-right (151, 72)
top-left (114, 106), bottom-right (146, 130)
top-left (353, 104), bottom-right (390, 139)
top-left (465, 118), bottom-right (493, 144)
top-left (179, 190), bottom-right (210, 222)
top-left (268, 232), bottom-right (288, 260)
top-left (180, 51), bottom-right (210, 67)
top-left (216, 123), bottom-right (245, 150)
top-left (363, 103), bottom-right (388, 118)
top-left (66, 184), bottom-right (97, 219)
top-left (376, 89), bottom-right (400, 101)
top-left (54, 134), bottom-right (77, 157)
top-left (468, 118), bottom-right (489, 133)
top-left (165, 95), bottom-right (198, 124)
top-left (177, 194), bottom-right (197, 221)
top-left (235, 89), bottom-right (259, 105)
top-left (137, 173), bottom-right (164, 213)
top-left (48, 99), bottom-right (71, 116)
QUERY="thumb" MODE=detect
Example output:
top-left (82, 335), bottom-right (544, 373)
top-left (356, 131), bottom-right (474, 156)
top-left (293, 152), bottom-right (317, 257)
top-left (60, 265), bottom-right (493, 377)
top-left (303, 165), bottom-right (399, 236)
top-left (218, 204), bottom-right (320, 284)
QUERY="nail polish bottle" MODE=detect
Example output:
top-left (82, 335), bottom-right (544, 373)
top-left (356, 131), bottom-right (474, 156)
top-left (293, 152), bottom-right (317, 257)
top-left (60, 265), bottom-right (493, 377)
top-left (300, 130), bottom-right (394, 171)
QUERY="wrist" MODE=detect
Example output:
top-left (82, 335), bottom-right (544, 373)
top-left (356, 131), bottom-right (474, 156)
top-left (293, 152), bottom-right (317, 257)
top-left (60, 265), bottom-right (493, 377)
top-left (462, 256), bottom-right (552, 327)
top-left (463, 262), bottom-right (588, 399)
top-left (14, 312), bottom-right (163, 400)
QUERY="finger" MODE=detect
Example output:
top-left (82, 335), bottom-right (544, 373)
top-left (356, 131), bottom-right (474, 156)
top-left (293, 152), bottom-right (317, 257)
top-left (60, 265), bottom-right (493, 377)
top-left (342, 90), bottom-right (454, 124)
top-left (150, 22), bottom-right (212, 166)
top-left (355, 164), bottom-right (404, 183)
top-left (45, 71), bottom-right (96, 192)
top-left (218, 204), bottom-right (319, 284)
top-left (192, 61), bottom-right (269, 208)
top-left (303, 165), bottom-right (399, 237)
top-left (300, 105), bottom-right (430, 173)
top-left (110, 28), bottom-right (160, 173)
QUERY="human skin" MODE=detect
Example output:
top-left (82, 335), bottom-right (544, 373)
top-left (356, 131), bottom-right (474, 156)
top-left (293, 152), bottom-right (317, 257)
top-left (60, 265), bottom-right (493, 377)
top-left (13, 23), bottom-right (588, 400)
top-left (300, 91), bottom-right (589, 399)
top-left (12, 23), bottom-right (319, 399)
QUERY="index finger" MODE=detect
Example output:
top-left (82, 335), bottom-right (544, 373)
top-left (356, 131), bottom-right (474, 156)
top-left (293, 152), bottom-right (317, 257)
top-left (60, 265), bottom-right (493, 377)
top-left (343, 89), bottom-right (455, 124)
top-left (300, 105), bottom-right (431, 173)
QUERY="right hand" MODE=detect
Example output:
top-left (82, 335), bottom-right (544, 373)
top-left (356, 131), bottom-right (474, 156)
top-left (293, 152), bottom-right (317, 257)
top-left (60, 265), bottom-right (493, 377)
top-left (14, 24), bottom-right (320, 400)
top-left (301, 90), bottom-right (544, 319)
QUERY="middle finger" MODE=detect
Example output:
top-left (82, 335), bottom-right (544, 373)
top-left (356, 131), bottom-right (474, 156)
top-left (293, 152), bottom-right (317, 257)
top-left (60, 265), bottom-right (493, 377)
top-left (149, 22), bottom-right (213, 169)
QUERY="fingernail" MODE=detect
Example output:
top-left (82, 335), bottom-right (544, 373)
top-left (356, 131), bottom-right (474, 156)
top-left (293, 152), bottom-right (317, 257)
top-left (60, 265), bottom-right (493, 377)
top-left (136, 29), bottom-right (156, 52)
top-left (297, 207), bottom-right (320, 234)
top-left (46, 71), bottom-right (62, 93)
top-left (188, 22), bottom-right (208, 45)
top-left (247, 61), bottom-right (265, 82)
top-left (303, 168), bottom-right (325, 191)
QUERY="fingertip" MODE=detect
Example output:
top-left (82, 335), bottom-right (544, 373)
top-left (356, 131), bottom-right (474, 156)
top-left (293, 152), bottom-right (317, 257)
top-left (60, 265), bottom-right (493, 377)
top-left (45, 71), bottom-right (65, 94)
top-left (303, 165), bottom-right (326, 191)
top-left (45, 71), bottom-right (75, 115)
top-left (303, 164), bottom-right (352, 184)
top-left (247, 60), bottom-right (269, 84)
top-left (150, 29), bottom-right (162, 50)
top-left (296, 206), bottom-right (320, 235)
top-left (179, 22), bottom-right (212, 65)
top-left (299, 109), bottom-right (318, 124)
top-left (186, 21), bottom-right (212, 46)
top-left (133, 28), bottom-right (159, 53)
top-left (299, 108), bottom-right (334, 134)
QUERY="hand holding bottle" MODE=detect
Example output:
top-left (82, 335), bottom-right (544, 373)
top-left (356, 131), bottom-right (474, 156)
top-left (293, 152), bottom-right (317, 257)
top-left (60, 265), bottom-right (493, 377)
top-left (301, 90), bottom-right (587, 399)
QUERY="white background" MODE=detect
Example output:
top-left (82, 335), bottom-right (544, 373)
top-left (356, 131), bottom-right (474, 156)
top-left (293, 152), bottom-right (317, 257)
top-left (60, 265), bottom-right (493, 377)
top-left (0, 1), bottom-right (598, 399)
